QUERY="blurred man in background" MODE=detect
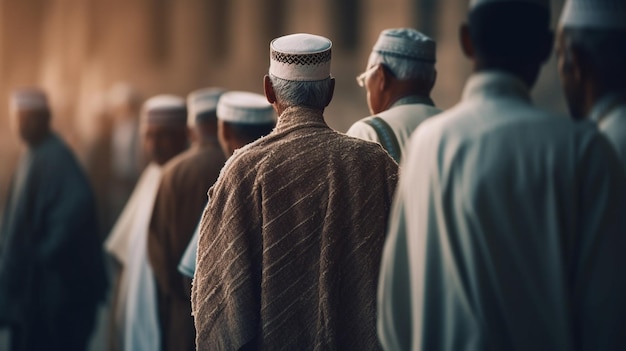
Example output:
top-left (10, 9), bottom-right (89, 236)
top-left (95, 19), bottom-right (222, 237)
top-left (147, 88), bottom-right (226, 351)
top-left (0, 88), bottom-right (107, 351)
top-left (192, 34), bottom-right (398, 350)
top-left (557, 0), bottom-right (626, 168)
top-left (378, 0), bottom-right (626, 349)
top-left (105, 95), bottom-right (188, 351)
top-left (177, 90), bottom-right (276, 282)
top-left (347, 28), bottom-right (441, 163)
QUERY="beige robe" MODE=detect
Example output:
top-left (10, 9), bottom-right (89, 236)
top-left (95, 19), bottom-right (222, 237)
top-left (193, 106), bottom-right (398, 350)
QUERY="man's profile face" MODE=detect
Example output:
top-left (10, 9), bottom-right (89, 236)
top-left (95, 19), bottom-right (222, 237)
top-left (143, 123), bottom-right (187, 165)
top-left (556, 31), bottom-right (585, 120)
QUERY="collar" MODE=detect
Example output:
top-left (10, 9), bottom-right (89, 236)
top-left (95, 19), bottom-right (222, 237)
top-left (390, 95), bottom-right (435, 109)
top-left (275, 106), bottom-right (329, 134)
top-left (589, 91), bottom-right (626, 123)
top-left (462, 70), bottom-right (531, 104)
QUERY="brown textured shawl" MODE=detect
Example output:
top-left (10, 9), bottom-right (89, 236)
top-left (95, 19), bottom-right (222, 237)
top-left (148, 142), bottom-right (226, 351)
top-left (192, 106), bottom-right (398, 350)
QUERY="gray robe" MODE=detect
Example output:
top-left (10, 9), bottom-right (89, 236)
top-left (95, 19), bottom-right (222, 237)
top-left (378, 71), bottom-right (626, 351)
top-left (0, 133), bottom-right (107, 351)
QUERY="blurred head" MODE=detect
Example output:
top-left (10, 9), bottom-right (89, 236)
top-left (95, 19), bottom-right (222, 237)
top-left (216, 91), bottom-right (276, 157)
top-left (264, 33), bottom-right (335, 116)
top-left (556, 0), bottom-right (626, 120)
top-left (141, 95), bottom-right (189, 165)
top-left (107, 82), bottom-right (142, 123)
top-left (10, 88), bottom-right (52, 146)
top-left (461, 0), bottom-right (553, 88)
top-left (357, 28), bottom-right (437, 114)
top-left (187, 87), bottom-right (226, 144)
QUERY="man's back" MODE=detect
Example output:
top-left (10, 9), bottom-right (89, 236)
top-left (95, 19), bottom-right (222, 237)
top-left (148, 142), bottom-right (225, 351)
top-left (386, 71), bottom-right (626, 350)
top-left (193, 106), bottom-right (398, 350)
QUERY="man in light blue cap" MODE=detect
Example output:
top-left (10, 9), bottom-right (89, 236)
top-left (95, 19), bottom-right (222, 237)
top-left (347, 28), bottom-right (441, 163)
top-left (557, 0), bottom-right (626, 169)
top-left (192, 33), bottom-right (398, 350)
top-left (378, 0), bottom-right (626, 350)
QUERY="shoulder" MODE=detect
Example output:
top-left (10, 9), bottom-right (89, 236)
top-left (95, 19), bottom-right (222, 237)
top-left (346, 116), bottom-right (379, 141)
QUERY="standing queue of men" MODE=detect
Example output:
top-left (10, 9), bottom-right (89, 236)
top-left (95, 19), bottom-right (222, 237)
top-left (0, 0), bottom-right (625, 350)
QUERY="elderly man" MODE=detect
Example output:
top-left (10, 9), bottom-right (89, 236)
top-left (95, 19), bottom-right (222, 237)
top-left (347, 28), bottom-right (441, 162)
top-left (147, 88), bottom-right (226, 351)
top-left (192, 34), bottom-right (398, 350)
top-left (105, 95), bottom-right (188, 351)
top-left (177, 90), bottom-right (276, 280)
top-left (0, 88), bottom-right (108, 351)
top-left (557, 0), bottom-right (626, 168)
top-left (378, 0), bottom-right (626, 350)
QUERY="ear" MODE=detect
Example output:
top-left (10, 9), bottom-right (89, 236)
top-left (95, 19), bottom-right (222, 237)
top-left (325, 77), bottom-right (335, 107)
top-left (377, 64), bottom-right (392, 90)
top-left (264, 75), bottom-right (276, 104)
top-left (460, 23), bottom-right (474, 59)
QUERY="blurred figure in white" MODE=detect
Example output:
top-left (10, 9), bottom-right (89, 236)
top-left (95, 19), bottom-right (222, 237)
top-left (105, 95), bottom-right (188, 351)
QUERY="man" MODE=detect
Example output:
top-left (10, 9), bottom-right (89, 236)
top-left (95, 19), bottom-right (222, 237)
top-left (378, 0), bottom-right (626, 350)
top-left (177, 90), bottom-right (276, 280)
top-left (557, 0), bottom-right (626, 168)
top-left (147, 88), bottom-right (227, 351)
top-left (105, 94), bottom-right (188, 351)
top-left (347, 28), bottom-right (441, 162)
top-left (192, 33), bottom-right (398, 350)
top-left (0, 88), bottom-right (108, 351)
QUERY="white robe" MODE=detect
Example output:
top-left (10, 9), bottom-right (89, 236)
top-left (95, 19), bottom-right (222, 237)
top-left (590, 92), bottom-right (626, 169)
top-left (346, 95), bottom-right (441, 158)
top-left (105, 162), bottom-right (162, 351)
top-left (378, 71), bottom-right (626, 351)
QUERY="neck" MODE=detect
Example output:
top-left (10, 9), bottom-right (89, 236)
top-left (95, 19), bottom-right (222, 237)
top-left (474, 60), bottom-right (539, 89)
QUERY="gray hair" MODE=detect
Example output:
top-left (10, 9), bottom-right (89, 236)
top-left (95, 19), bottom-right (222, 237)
top-left (561, 27), bottom-right (626, 84)
top-left (367, 51), bottom-right (436, 84)
top-left (268, 74), bottom-right (333, 110)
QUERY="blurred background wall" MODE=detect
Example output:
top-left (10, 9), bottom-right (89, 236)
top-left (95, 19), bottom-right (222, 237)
top-left (0, 0), bottom-right (566, 217)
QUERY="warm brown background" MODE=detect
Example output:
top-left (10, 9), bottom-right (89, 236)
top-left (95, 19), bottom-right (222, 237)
top-left (0, 0), bottom-right (566, 218)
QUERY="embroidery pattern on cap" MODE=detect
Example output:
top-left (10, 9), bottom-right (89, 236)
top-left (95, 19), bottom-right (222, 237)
top-left (271, 49), bottom-right (331, 66)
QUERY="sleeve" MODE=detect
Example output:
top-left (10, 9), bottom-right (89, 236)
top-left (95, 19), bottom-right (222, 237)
top-left (377, 184), bottom-right (413, 351)
top-left (192, 165), bottom-right (262, 351)
top-left (575, 133), bottom-right (626, 350)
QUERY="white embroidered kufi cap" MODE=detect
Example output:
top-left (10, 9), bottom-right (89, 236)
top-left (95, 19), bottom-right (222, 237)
top-left (269, 33), bottom-right (332, 81)
top-left (560, 0), bottom-right (626, 29)
top-left (470, 0), bottom-right (549, 10)
top-left (217, 91), bottom-right (276, 124)
top-left (10, 88), bottom-right (49, 112)
top-left (372, 28), bottom-right (436, 63)
top-left (142, 94), bottom-right (187, 126)
top-left (187, 87), bottom-right (226, 127)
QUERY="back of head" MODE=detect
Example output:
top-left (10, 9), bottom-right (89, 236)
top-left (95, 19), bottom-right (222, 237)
top-left (468, 0), bottom-right (552, 69)
top-left (268, 33), bottom-right (334, 110)
top-left (217, 91), bottom-right (276, 151)
top-left (368, 28), bottom-right (436, 85)
top-left (187, 87), bottom-right (225, 142)
top-left (559, 0), bottom-right (626, 89)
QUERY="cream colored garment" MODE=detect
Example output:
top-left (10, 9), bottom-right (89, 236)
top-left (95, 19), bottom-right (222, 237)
top-left (378, 71), bottom-right (626, 351)
top-left (346, 96), bottom-right (440, 158)
top-left (105, 162), bottom-right (163, 351)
